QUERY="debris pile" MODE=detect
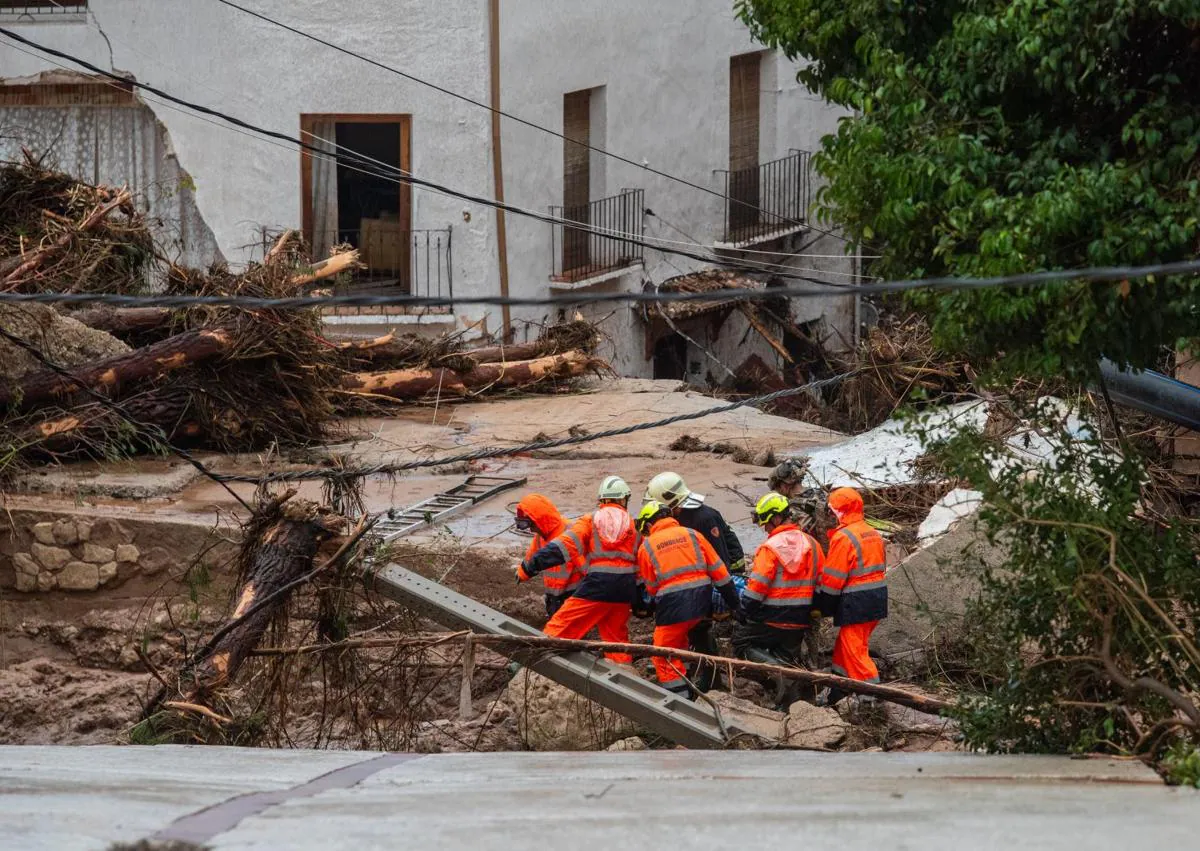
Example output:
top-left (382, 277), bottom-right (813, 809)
top-left (0, 159), bottom-right (610, 475)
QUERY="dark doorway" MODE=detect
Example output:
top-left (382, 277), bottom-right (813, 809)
top-left (653, 333), bottom-right (688, 380)
top-left (336, 122), bottom-right (405, 280)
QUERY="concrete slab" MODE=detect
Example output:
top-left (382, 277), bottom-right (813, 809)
top-left (0, 747), bottom-right (1192, 851)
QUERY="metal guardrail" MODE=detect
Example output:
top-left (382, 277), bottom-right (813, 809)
top-left (718, 150), bottom-right (811, 244)
top-left (369, 563), bottom-right (754, 748)
top-left (336, 226), bottom-right (453, 301)
top-left (550, 189), bottom-right (644, 283)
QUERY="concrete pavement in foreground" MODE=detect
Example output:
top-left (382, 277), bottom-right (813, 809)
top-left (0, 746), bottom-right (1196, 850)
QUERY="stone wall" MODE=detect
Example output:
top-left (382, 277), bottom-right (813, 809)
top-left (2, 510), bottom-right (233, 595)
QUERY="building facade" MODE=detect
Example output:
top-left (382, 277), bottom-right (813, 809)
top-left (0, 0), bottom-right (856, 380)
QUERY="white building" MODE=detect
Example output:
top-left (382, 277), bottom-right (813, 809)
top-left (0, 0), bottom-right (857, 380)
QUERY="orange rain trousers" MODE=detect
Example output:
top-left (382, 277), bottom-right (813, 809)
top-left (651, 618), bottom-right (701, 690)
top-left (831, 620), bottom-right (880, 683)
top-left (544, 597), bottom-right (632, 664)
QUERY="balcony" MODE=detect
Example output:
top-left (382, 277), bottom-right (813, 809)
top-left (550, 189), bottom-right (645, 287)
top-left (717, 150), bottom-right (812, 247)
top-left (320, 226), bottom-right (454, 323)
top-left (0, 2), bottom-right (89, 17)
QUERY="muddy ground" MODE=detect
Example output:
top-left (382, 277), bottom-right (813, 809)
top-left (1, 380), bottom-right (956, 752)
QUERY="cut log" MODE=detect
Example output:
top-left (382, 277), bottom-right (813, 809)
top-left (337, 350), bottom-right (601, 400)
top-left (739, 304), bottom-right (793, 364)
top-left (190, 498), bottom-right (345, 695)
top-left (459, 341), bottom-right (547, 363)
top-left (290, 250), bottom-right (361, 287)
top-left (265, 229), bottom-right (299, 263)
top-left (23, 388), bottom-right (202, 454)
top-left (0, 327), bottom-right (235, 410)
top-left (68, 307), bottom-right (171, 337)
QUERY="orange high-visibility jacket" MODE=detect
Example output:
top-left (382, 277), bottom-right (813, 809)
top-left (529, 505), bottom-right (640, 604)
top-left (516, 494), bottom-right (583, 599)
top-left (743, 523), bottom-right (824, 629)
top-left (637, 517), bottom-right (735, 624)
top-left (816, 488), bottom-right (888, 626)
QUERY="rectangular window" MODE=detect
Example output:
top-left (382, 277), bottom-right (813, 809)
top-left (301, 114), bottom-right (413, 289)
top-left (561, 88), bottom-right (592, 273)
top-left (728, 52), bottom-right (763, 234)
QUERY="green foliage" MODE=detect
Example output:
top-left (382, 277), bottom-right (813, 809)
top-left (736, 0), bottom-right (1200, 378)
top-left (1163, 740), bottom-right (1200, 787)
top-left (927, 402), bottom-right (1200, 755)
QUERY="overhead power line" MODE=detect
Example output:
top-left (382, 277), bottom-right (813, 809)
top-left (210, 0), bottom-right (854, 245)
top-left (0, 256), bottom-right (1191, 313)
top-left (0, 27), bottom-right (850, 288)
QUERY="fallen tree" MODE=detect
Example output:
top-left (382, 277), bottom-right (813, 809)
top-left (0, 327), bottom-right (234, 410)
top-left (338, 349), bottom-right (605, 400)
top-left (250, 630), bottom-right (952, 716)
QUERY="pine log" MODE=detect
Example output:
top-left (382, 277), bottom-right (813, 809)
top-left (23, 388), bottom-right (202, 453)
top-left (67, 306), bottom-right (171, 337)
top-left (0, 327), bottom-right (235, 410)
top-left (457, 341), bottom-right (546, 363)
top-left (739, 304), bottom-right (794, 364)
top-left (190, 498), bottom-right (345, 694)
top-left (337, 350), bottom-right (599, 399)
top-left (290, 250), bottom-right (361, 286)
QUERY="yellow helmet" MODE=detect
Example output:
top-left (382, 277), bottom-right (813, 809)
top-left (635, 500), bottom-right (670, 535)
top-left (753, 492), bottom-right (791, 527)
top-left (598, 475), bottom-right (632, 502)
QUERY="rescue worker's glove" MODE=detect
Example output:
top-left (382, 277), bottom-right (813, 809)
top-left (717, 582), bottom-right (743, 620)
top-left (729, 557), bottom-right (747, 575)
top-left (515, 562), bottom-right (532, 584)
top-left (632, 588), bottom-right (655, 619)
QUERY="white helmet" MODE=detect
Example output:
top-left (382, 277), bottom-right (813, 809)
top-left (597, 475), bottom-right (632, 502)
top-left (644, 471), bottom-right (690, 509)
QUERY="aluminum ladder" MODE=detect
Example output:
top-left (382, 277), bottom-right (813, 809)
top-left (368, 563), bottom-right (757, 749)
top-left (371, 475), bottom-right (527, 544)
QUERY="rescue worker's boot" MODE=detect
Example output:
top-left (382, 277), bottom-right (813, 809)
top-left (663, 681), bottom-right (693, 699)
top-left (741, 646), bottom-right (795, 709)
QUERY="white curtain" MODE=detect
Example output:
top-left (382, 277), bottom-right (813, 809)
top-left (308, 121), bottom-right (338, 258)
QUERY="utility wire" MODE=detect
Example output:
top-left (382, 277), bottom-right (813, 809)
top-left (0, 27), bottom-right (849, 288)
top-left (213, 372), bottom-right (855, 483)
top-left (0, 325), bottom-right (253, 512)
top-left (0, 255), bottom-right (1191, 312)
top-left (210, 0), bottom-right (854, 245)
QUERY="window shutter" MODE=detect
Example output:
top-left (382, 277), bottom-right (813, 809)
top-left (562, 89), bottom-right (591, 210)
top-left (729, 52), bottom-right (761, 172)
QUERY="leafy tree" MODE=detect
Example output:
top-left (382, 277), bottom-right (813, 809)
top-left (736, 0), bottom-right (1200, 379)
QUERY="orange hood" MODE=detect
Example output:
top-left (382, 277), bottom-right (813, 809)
top-left (828, 486), bottom-right (865, 525)
top-left (517, 493), bottom-right (566, 540)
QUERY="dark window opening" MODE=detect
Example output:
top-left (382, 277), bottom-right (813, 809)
top-left (653, 333), bottom-right (688, 381)
top-left (335, 121), bottom-right (405, 280)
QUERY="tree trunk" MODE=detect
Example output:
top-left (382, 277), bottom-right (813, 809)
top-left (190, 498), bottom-right (344, 695)
top-left (23, 388), bottom-right (203, 455)
top-left (337, 350), bottom-right (601, 400)
top-left (0, 327), bottom-right (234, 410)
top-left (68, 306), bottom-right (171, 337)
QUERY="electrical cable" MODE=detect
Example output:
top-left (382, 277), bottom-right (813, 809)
top-left (0, 255), bottom-right (1191, 312)
top-left (212, 371), bottom-right (856, 483)
top-left (0, 26), bottom-right (852, 287)
top-left (210, 0), bottom-right (856, 245)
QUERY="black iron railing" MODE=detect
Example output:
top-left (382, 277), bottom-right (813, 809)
top-left (0, 2), bottom-right (89, 13)
top-left (718, 150), bottom-right (811, 244)
top-left (550, 188), bottom-right (644, 282)
top-left (333, 226), bottom-right (453, 303)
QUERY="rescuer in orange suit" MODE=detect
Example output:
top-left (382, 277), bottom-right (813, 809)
top-left (520, 476), bottom-right (640, 664)
top-left (815, 486), bottom-right (888, 704)
top-left (732, 492), bottom-right (824, 707)
top-left (635, 501), bottom-right (742, 697)
top-left (513, 493), bottom-right (584, 618)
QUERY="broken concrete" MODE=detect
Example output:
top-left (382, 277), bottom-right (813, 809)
top-left (785, 700), bottom-right (851, 749)
top-left (877, 517), bottom-right (1006, 659)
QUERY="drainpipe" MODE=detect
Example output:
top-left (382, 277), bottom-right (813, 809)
top-left (488, 0), bottom-right (512, 339)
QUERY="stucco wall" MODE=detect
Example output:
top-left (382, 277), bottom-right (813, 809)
top-left (0, 0), bottom-right (855, 377)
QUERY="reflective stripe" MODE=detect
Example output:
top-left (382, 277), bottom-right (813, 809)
top-left (759, 597), bottom-right (812, 607)
top-left (657, 576), bottom-right (713, 594)
top-left (841, 528), bottom-right (886, 578)
top-left (712, 574), bottom-right (731, 587)
top-left (775, 575), bottom-right (814, 589)
top-left (588, 564), bottom-right (637, 575)
top-left (821, 567), bottom-right (849, 580)
top-left (844, 578), bottom-right (886, 593)
top-left (820, 585), bottom-right (843, 597)
top-left (742, 585), bottom-right (766, 602)
top-left (551, 539), bottom-right (571, 562)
